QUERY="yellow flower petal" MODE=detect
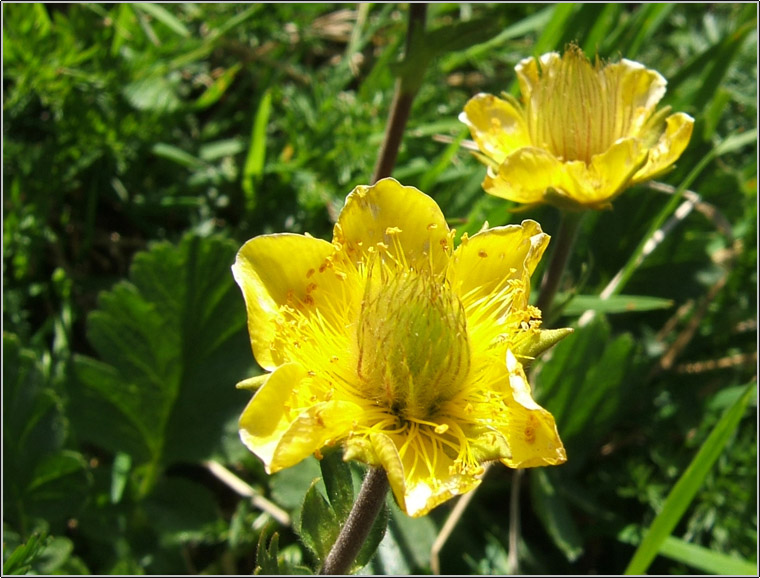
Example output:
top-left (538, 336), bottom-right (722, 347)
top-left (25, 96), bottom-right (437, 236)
top-left (633, 112), bottom-right (695, 183)
top-left (333, 178), bottom-right (452, 274)
top-left (239, 363), bottom-right (309, 470)
top-left (269, 400), bottom-right (365, 472)
top-left (565, 137), bottom-right (649, 208)
top-left (501, 350), bottom-right (566, 468)
top-left (484, 146), bottom-right (584, 207)
top-left (449, 219), bottom-right (549, 306)
top-left (232, 234), bottom-right (337, 370)
top-left (460, 93), bottom-right (531, 164)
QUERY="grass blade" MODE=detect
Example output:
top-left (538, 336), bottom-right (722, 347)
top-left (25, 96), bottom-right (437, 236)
top-left (242, 89), bottom-right (273, 214)
top-left (133, 3), bottom-right (190, 38)
top-left (624, 383), bottom-right (755, 574)
top-left (659, 535), bottom-right (757, 575)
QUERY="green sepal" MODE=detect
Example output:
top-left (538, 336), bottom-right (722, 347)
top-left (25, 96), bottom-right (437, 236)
top-left (512, 327), bottom-right (574, 367)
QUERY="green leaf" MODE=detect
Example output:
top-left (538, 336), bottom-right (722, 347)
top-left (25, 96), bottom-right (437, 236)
top-left (110, 452), bottom-right (132, 504)
top-left (624, 383), bottom-right (755, 574)
top-left (531, 469), bottom-right (584, 562)
top-left (620, 530), bottom-right (757, 575)
top-left (319, 449), bottom-right (355, 522)
top-left (363, 504), bottom-right (438, 574)
top-left (70, 234), bottom-right (251, 493)
top-left (658, 535), bottom-right (757, 576)
top-left (561, 294), bottom-right (673, 316)
top-left (255, 526), bottom-right (313, 575)
top-left (299, 479), bottom-right (339, 563)
top-left (533, 317), bottom-right (638, 471)
top-left (152, 143), bottom-right (205, 170)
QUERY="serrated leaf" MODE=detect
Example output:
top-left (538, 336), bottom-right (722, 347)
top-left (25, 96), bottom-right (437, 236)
top-left (3, 334), bottom-right (90, 527)
top-left (70, 234), bottom-right (251, 493)
top-left (298, 479), bottom-right (339, 563)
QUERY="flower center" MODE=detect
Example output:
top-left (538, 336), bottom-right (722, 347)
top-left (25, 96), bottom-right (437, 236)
top-left (528, 48), bottom-right (613, 164)
top-left (357, 266), bottom-right (470, 421)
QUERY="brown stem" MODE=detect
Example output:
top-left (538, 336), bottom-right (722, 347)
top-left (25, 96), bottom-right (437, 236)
top-left (320, 467), bottom-right (389, 575)
top-left (535, 211), bottom-right (584, 321)
top-left (371, 3), bottom-right (427, 183)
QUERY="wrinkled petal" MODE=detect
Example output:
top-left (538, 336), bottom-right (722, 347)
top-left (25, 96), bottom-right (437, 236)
top-left (334, 178), bottom-right (452, 274)
top-left (633, 112), bottom-right (695, 183)
top-left (460, 93), bottom-right (531, 164)
top-left (232, 234), bottom-right (337, 369)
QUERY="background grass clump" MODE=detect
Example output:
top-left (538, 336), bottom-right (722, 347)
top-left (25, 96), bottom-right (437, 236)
top-left (3, 3), bottom-right (756, 575)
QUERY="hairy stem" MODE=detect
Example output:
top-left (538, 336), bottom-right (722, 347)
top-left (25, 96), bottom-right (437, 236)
top-left (320, 467), bottom-right (389, 575)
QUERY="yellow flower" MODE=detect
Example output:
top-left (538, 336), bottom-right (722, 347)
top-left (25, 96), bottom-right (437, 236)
top-left (232, 178), bottom-right (568, 517)
top-left (460, 46), bottom-right (694, 210)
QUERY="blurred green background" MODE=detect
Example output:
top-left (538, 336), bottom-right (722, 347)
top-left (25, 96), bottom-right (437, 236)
top-left (3, 3), bottom-right (757, 574)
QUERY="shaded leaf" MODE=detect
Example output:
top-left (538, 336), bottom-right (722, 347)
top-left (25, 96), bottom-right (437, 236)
top-left (70, 234), bottom-right (251, 492)
top-left (531, 469), bottom-right (583, 562)
top-left (561, 294), bottom-right (673, 316)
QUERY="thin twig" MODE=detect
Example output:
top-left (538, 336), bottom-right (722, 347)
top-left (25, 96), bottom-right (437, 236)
top-left (430, 464), bottom-right (492, 574)
top-left (204, 460), bottom-right (291, 527)
top-left (507, 469), bottom-right (524, 575)
top-left (320, 468), bottom-right (389, 575)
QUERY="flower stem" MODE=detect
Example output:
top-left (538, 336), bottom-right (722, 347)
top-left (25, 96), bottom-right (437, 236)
top-left (372, 3), bottom-right (427, 183)
top-left (320, 467), bottom-right (389, 575)
top-left (535, 210), bottom-right (584, 321)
